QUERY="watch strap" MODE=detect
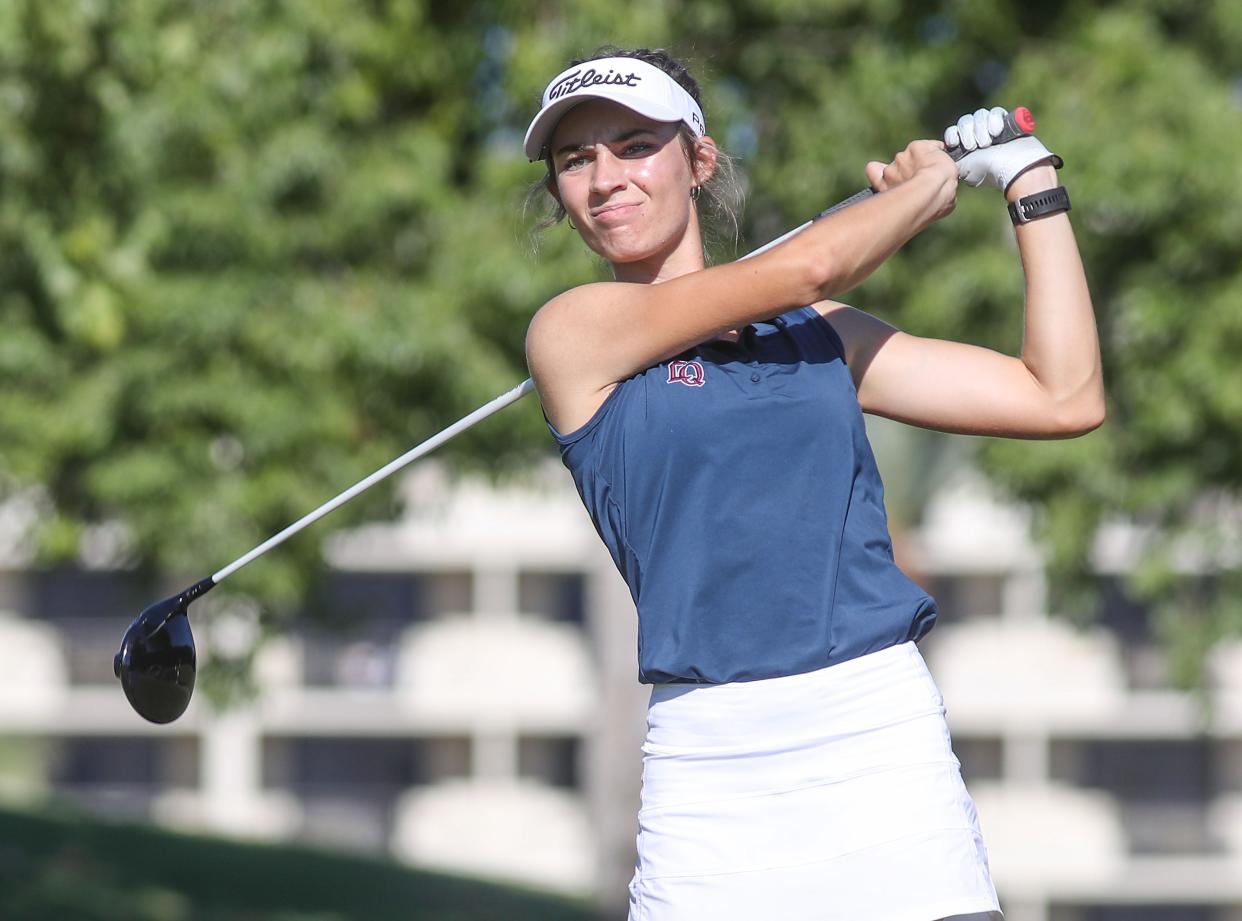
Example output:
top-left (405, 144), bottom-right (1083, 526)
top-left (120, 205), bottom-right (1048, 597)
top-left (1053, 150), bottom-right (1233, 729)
top-left (1008, 185), bottom-right (1071, 225)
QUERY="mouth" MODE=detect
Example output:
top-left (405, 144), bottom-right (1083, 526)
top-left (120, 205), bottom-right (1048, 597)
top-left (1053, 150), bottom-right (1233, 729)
top-left (590, 202), bottom-right (641, 223)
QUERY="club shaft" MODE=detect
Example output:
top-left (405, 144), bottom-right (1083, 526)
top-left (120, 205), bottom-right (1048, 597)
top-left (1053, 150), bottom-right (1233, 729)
top-left (740, 188), bottom-right (875, 260)
top-left (211, 379), bottom-right (536, 583)
top-left (207, 184), bottom-right (878, 586)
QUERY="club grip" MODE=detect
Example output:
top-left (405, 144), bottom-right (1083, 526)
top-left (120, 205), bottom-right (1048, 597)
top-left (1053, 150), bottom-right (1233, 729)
top-left (946, 106), bottom-right (1036, 161)
top-left (812, 187), bottom-right (875, 221)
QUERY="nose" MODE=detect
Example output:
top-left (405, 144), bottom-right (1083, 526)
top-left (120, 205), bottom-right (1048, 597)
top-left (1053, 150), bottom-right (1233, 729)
top-left (589, 146), bottom-right (627, 198)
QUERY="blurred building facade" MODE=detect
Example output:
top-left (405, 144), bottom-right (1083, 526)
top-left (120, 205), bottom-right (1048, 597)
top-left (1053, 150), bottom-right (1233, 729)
top-left (1, 459), bottom-right (1242, 921)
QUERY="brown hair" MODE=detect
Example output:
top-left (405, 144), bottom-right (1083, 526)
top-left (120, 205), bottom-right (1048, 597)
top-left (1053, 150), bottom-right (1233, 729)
top-left (524, 46), bottom-right (744, 259)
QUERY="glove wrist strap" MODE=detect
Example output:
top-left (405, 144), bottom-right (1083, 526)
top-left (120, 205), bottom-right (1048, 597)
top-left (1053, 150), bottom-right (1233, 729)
top-left (1008, 185), bottom-right (1071, 225)
top-left (1003, 153), bottom-right (1064, 194)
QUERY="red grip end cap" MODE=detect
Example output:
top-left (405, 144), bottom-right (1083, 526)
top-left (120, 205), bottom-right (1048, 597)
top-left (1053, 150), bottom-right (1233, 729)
top-left (1014, 106), bottom-right (1036, 134)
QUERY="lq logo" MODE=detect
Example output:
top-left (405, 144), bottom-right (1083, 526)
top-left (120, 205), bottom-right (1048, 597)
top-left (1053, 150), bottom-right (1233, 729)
top-left (666, 360), bottom-right (706, 387)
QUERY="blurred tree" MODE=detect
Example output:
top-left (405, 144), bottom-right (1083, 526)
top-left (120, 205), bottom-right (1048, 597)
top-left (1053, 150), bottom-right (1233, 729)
top-left (2, 0), bottom-right (1241, 683)
top-left (0, 0), bottom-right (579, 628)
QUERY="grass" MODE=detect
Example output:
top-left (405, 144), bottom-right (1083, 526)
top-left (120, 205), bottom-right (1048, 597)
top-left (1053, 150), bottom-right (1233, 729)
top-left (0, 802), bottom-right (602, 921)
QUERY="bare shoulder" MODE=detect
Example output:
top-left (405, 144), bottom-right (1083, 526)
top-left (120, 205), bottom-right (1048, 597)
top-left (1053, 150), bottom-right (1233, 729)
top-left (528, 282), bottom-right (614, 343)
top-left (526, 282), bottom-right (629, 435)
top-left (525, 281), bottom-right (625, 383)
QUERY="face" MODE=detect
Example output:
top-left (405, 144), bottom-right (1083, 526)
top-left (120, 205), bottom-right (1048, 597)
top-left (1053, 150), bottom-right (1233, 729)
top-left (548, 99), bottom-right (705, 267)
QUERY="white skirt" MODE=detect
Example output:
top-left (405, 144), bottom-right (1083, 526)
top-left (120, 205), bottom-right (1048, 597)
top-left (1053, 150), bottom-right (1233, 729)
top-left (628, 642), bottom-right (1002, 921)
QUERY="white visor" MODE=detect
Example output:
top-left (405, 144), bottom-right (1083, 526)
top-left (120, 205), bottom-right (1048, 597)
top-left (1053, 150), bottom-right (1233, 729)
top-left (523, 56), bottom-right (706, 161)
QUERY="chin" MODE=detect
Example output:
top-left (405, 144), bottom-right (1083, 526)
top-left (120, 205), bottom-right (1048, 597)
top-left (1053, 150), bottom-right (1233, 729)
top-left (592, 227), bottom-right (680, 265)
top-left (587, 236), bottom-right (646, 264)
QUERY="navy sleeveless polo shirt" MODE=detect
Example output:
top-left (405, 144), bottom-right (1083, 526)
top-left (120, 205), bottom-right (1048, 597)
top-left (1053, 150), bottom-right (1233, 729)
top-left (548, 306), bottom-right (938, 685)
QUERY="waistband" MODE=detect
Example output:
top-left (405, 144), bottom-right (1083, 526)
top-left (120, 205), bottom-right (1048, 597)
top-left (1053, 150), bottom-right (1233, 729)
top-left (645, 642), bottom-right (942, 752)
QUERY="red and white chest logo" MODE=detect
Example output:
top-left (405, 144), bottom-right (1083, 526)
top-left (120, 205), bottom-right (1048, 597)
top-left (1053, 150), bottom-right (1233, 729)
top-left (666, 360), bottom-right (706, 387)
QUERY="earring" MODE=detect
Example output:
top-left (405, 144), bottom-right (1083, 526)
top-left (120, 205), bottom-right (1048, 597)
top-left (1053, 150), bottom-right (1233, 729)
top-left (690, 186), bottom-right (702, 201)
top-left (567, 215), bottom-right (577, 230)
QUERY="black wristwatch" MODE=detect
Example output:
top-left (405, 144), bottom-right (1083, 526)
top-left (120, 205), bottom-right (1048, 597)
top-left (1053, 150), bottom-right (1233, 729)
top-left (1008, 186), bottom-right (1071, 225)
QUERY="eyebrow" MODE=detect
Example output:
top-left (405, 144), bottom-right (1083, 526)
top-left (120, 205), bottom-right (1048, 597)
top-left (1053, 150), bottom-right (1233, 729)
top-left (554, 127), bottom-right (656, 157)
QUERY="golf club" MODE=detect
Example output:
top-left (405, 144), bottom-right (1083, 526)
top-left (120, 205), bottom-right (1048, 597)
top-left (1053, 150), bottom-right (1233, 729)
top-left (113, 379), bottom-right (535, 724)
top-left (114, 109), bottom-right (1038, 724)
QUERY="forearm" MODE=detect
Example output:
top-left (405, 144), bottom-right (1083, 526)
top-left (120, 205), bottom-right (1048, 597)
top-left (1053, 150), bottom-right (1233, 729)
top-left (637, 166), bottom-right (949, 347)
top-left (773, 167), bottom-right (954, 302)
top-left (1008, 165), bottom-right (1105, 426)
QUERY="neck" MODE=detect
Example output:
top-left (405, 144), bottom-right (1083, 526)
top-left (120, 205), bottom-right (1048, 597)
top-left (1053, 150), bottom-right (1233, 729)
top-left (609, 212), bottom-right (707, 285)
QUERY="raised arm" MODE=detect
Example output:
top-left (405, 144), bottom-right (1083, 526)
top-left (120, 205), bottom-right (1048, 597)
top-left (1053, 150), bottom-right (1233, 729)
top-left (826, 110), bottom-right (1104, 439)
top-left (529, 140), bottom-right (958, 434)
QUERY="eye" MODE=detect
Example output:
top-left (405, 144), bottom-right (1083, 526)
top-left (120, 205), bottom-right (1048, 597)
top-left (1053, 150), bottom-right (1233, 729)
top-left (559, 154), bottom-right (589, 172)
top-left (623, 142), bottom-right (653, 156)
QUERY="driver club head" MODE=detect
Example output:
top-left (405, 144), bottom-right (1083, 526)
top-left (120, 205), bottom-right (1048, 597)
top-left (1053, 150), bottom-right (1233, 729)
top-left (114, 578), bottom-right (213, 724)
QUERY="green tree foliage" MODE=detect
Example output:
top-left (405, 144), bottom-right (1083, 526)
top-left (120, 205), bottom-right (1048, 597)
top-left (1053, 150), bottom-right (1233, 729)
top-left (0, 0), bottom-right (572, 614)
top-left (3, 0), bottom-right (1241, 679)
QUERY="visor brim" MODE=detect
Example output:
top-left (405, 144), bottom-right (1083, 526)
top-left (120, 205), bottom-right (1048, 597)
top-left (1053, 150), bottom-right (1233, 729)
top-left (523, 93), bottom-right (687, 161)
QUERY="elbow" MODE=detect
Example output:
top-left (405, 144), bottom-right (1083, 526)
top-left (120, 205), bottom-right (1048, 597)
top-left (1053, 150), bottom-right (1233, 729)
top-left (802, 252), bottom-right (854, 302)
top-left (797, 253), bottom-right (834, 303)
top-left (783, 219), bottom-right (865, 301)
top-left (788, 225), bottom-right (850, 300)
top-left (1051, 394), bottom-right (1106, 438)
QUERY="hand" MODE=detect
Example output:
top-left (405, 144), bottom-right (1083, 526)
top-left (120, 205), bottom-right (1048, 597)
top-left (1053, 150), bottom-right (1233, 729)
top-left (865, 140), bottom-right (958, 219)
top-left (946, 106), bottom-right (1061, 193)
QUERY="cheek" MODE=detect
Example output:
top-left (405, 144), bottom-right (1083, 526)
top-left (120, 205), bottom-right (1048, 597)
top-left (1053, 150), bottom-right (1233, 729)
top-left (633, 157), bottom-right (693, 212)
top-left (644, 152), bottom-right (688, 188)
top-left (554, 176), bottom-right (596, 224)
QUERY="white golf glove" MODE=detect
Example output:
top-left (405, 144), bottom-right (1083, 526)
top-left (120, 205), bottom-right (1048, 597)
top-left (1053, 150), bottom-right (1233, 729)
top-left (945, 106), bottom-right (1061, 193)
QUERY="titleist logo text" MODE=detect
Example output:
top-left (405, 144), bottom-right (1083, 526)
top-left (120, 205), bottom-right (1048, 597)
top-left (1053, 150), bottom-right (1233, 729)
top-left (548, 67), bottom-right (642, 100)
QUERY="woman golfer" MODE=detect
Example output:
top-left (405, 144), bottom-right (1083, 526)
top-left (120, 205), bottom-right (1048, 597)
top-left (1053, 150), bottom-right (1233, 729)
top-left (524, 47), bottom-right (1102, 921)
